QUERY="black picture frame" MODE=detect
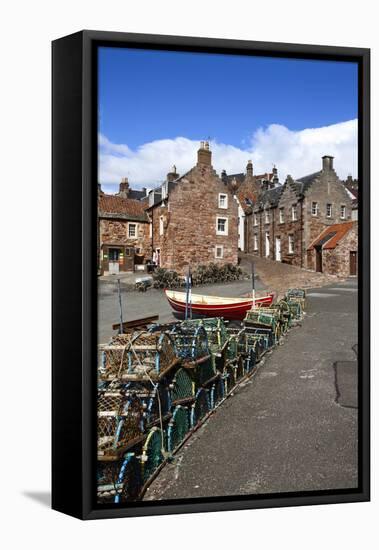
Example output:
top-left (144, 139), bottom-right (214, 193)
top-left (52, 30), bottom-right (370, 520)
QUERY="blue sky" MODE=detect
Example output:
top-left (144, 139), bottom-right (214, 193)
top-left (98, 47), bottom-right (358, 190)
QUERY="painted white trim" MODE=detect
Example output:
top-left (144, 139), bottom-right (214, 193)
top-left (215, 245), bottom-right (224, 259)
top-left (218, 193), bottom-right (228, 209)
top-left (216, 216), bottom-right (228, 236)
top-left (128, 222), bottom-right (138, 238)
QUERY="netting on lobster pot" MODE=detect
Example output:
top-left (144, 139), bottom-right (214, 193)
top-left (170, 324), bottom-right (209, 362)
top-left (140, 427), bottom-right (166, 484)
top-left (167, 405), bottom-right (190, 453)
top-left (190, 388), bottom-right (210, 428)
top-left (169, 367), bottom-right (195, 405)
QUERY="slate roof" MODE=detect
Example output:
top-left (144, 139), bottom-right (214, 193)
top-left (256, 185), bottom-right (284, 208)
top-left (307, 221), bottom-right (355, 250)
top-left (98, 194), bottom-right (149, 221)
top-left (295, 171), bottom-right (322, 193)
top-left (128, 189), bottom-right (147, 200)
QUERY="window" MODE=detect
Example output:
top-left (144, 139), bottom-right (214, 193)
top-left (253, 213), bottom-right (258, 226)
top-left (311, 202), bottom-right (318, 216)
top-left (288, 235), bottom-right (295, 254)
top-left (326, 203), bottom-right (332, 218)
top-left (279, 208), bottom-right (284, 224)
top-left (254, 234), bottom-right (259, 251)
top-left (291, 205), bottom-right (297, 221)
top-left (216, 217), bottom-right (228, 235)
top-left (340, 205), bottom-right (346, 219)
top-left (265, 210), bottom-right (270, 224)
top-left (215, 245), bottom-right (224, 259)
top-left (128, 223), bottom-right (137, 238)
top-left (218, 193), bottom-right (228, 209)
top-left (159, 216), bottom-right (164, 236)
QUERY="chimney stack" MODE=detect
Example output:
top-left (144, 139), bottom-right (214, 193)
top-left (119, 177), bottom-right (129, 197)
top-left (167, 165), bottom-right (179, 182)
top-left (246, 160), bottom-right (253, 178)
top-left (272, 165), bottom-right (279, 185)
top-left (197, 140), bottom-right (212, 166)
top-left (322, 155), bottom-right (334, 172)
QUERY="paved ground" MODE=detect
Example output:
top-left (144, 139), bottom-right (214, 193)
top-left (98, 277), bottom-right (266, 344)
top-left (144, 278), bottom-right (358, 500)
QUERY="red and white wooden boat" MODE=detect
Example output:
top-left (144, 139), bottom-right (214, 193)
top-left (164, 289), bottom-right (275, 321)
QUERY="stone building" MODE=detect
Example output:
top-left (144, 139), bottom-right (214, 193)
top-left (221, 162), bottom-right (278, 252)
top-left (245, 155), bottom-right (355, 273)
top-left (98, 179), bottom-right (150, 274)
top-left (146, 142), bottom-right (238, 273)
top-left (307, 221), bottom-right (358, 276)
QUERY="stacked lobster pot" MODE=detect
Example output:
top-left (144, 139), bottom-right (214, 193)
top-left (97, 330), bottom-right (180, 503)
top-left (284, 289), bottom-right (306, 320)
top-left (97, 289), bottom-right (307, 504)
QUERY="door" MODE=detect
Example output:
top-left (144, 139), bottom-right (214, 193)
top-left (265, 232), bottom-right (270, 258)
top-left (275, 237), bottom-right (281, 261)
top-left (124, 247), bottom-right (135, 271)
top-left (349, 251), bottom-right (357, 276)
top-left (315, 247), bottom-right (322, 273)
top-left (108, 248), bottom-right (120, 274)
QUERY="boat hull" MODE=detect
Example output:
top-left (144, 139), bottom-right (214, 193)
top-left (165, 290), bottom-right (274, 321)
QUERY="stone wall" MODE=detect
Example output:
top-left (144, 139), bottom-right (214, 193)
top-left (320, 223), bottom-right (358, 277)
top-left (99, 218), bottom-right (150, 255)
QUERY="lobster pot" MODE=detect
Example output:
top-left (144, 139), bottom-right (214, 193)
top-left (140, 427), bottom-right (166, 484)
top-left (98, 331), bottom-right (177, 381)
top-left (190, 388), bottom-right (210, 428)
top-left (223, 363), bottom-right (236, 394)
top-left (182, 318), bottom-right (229, 353)
top-left (285, 299), bottom-right (303, 320)
top-left (193, 355), bottom-right (217, 387)
top-left (114, 452), bottom-right (142, 503)
top-left (244, 310), bottom-right (280, 344)
top-left (144, 382), bottom-right (172, 427)
top-left (210, 375), bottom-right (225, 408)
top-left (97, 394), bottom-right (145, 458)
top-left (226, 328), bottom-right (248, 357)
top-left (167, 405), bottom-right (190, 453)
top-left (286, 288), bottom-right (306, 311)
top-left (97, 458), bottom-right (124, 503)
top-left (170, 324), bottom-right (209, 362)
top-left (245, 333), bottom-right (266, 359)
top-left (169, 367), bottom-right (195, 406)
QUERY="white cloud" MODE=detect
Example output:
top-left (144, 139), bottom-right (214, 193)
top-left (99, 119), bottom-right (357, 193)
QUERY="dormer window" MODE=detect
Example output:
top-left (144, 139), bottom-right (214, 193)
top-left (218, 193), bottom-right (228, 209)
top-left (265, 210), bottom-right (270, 224)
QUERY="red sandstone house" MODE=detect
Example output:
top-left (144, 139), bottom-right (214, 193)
top-left (307, 221), bottom-right (358, 276)
top-left (146, 142), bottom-right (238, 274)
top-left (98, 179), bottom-right (150, 274)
